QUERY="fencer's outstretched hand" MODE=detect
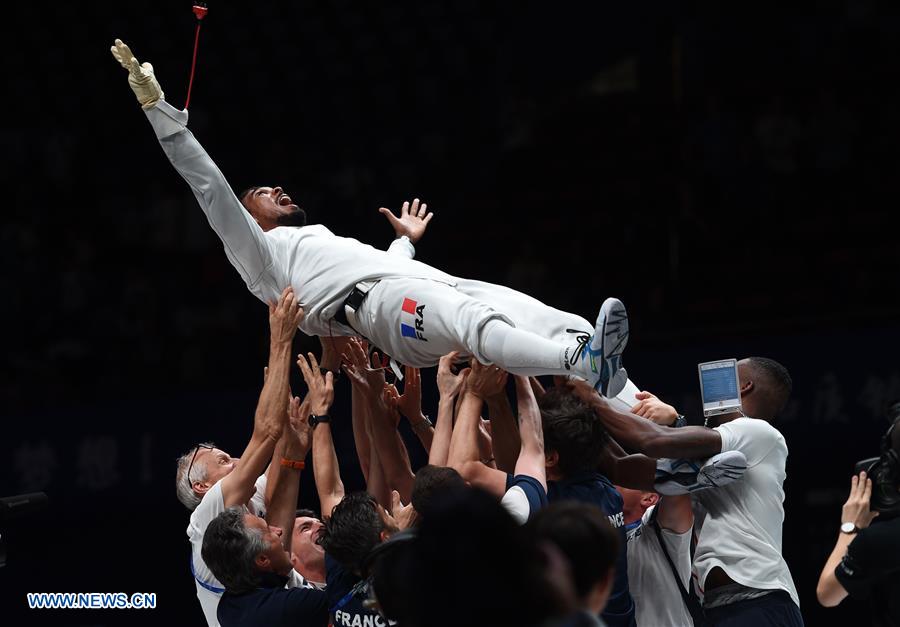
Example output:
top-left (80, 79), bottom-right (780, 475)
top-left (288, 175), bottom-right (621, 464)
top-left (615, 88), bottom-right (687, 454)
top-left (110, 38), bottom-right (165, 109)
top-left (379, 198), bottom-right (434, 244)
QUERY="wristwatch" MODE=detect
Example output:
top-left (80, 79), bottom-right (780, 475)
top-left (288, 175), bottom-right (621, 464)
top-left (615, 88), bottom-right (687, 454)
top-left (840, 522), bottom-right (858, 535)
top-left (308, 414), bottom-right (331, 429)
top-left (410, 415), bottom-right (433, 432)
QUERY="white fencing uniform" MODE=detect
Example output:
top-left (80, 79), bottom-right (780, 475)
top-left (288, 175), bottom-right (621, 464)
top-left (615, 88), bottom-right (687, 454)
top-left (145, 101), bottom-right (614, 378)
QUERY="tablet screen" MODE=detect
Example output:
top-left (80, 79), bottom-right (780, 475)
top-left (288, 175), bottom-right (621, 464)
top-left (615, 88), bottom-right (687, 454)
top-left (699, 359), bottom-right (741, 415)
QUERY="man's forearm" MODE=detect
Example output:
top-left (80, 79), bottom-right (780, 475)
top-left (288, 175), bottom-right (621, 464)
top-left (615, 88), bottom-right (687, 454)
top-left (448, 393), bottom-right (486, 468)
top-left (366, 396), bottom-right (415, 502)
top-left (429, 397), bottom-right (455, 466)
top-left (312, 423), bottom-right (345, 517)
top-left (267, 464), bottom-right (303, 552)
top-left (255, 343), bottom-right (294, 439)
top-left (486, 395), bottom-right (520, 473)
top-left (264, 439), bottom-right (286, 507)
top-left (350, 385), bottom-right (372, 484)
top-left (588, 396), bottom-right (721, 459)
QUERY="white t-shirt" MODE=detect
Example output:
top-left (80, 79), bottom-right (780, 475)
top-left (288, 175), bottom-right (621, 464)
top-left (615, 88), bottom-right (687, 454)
top-left (626, 504), bottom-right (693, 627)
top-left (187, 474), bottom-right (269, 627)
top-left (693, 417), bottom-right (799, 607)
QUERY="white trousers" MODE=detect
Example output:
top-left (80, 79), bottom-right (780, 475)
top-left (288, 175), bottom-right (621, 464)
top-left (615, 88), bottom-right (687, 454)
top-left (352, 277), bottom-right (594, 371)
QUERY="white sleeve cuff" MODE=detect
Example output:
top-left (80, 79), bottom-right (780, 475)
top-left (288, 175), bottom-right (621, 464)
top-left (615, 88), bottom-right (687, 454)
top-left (144, 100), bottom-right (189, 140)
top-left (387, 235), bottom-right (416, 259)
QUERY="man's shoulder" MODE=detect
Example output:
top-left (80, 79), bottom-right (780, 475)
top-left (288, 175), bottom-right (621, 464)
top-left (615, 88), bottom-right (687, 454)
top-left (715, 416), bottom-right (785, 454)
top-left (548, 472), bottom-right (622, 509)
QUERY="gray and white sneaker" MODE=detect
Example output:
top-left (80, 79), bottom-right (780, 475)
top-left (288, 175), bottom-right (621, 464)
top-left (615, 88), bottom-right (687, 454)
top-left (580, 297), bottom-right (629, 398)
top-left (653, 450), bottom-right (748, 496)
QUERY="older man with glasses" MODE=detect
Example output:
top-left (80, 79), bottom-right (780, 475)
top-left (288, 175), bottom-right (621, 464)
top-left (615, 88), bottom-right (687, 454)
top-left (174, 287), bottom-right (309, 626)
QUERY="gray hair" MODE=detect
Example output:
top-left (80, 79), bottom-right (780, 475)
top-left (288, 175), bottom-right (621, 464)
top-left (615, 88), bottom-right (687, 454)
top-left (175, 442), bottom-right (217, 511)
top-left (201, 507), bottom-right (268, 593)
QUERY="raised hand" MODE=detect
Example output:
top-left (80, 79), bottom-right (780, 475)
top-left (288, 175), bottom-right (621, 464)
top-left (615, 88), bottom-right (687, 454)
top-left (341, 338), bottom-right (386, 397)
top-left (378, 198), bottom-right (434, 244)
top-left (269, 286), bottom-right (304, 346)
top-left (631, 391), bottom-right (678, 426)
top-left (397, 366), bottom-right (425, 420)
top-left (110, 38), bottom-right (165, 109)
top-left (388, 489), bottom-right (418, 530)
top-left (841, 471), bottom-right (879, 530)
top-left (296, 352), bottom-right (335, 416)
top-left (465, 360), bottom-right (508, 400)
top-left (437, 352), bottom-right (471, 400)
top-left (284, 395), bottom-right (313, 459)
top-left (319, 335), bottom-right (355, 373)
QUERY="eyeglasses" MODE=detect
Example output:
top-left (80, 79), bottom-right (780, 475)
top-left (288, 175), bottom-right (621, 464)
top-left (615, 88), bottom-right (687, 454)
top-left (185, 444), bottom-right (215, 491)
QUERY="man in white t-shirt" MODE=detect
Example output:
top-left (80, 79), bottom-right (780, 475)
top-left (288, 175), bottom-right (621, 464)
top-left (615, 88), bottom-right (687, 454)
top-left (618, 487), bottom-right (696, 626)
top-left (571, 357), bottom-right (803, 626)
top-left (174, 287), bottom-right (313, 626)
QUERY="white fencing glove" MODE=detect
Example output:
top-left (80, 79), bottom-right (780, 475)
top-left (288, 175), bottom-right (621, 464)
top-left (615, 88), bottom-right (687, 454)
top-left (110, 38), bottom-right (164, 109)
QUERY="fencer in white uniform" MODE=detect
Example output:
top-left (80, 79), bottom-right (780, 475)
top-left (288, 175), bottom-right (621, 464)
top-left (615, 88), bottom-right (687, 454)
top-left (111, 39), bottom-right (630, 396)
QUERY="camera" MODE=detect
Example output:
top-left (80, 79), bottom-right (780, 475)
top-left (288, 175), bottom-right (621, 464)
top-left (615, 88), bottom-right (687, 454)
top-left (854, 401), bottom-right (900, 516)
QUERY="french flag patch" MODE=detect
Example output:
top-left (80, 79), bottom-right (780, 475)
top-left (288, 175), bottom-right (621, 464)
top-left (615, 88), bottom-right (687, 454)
top-left (400, 297), bottom-right (427, 341)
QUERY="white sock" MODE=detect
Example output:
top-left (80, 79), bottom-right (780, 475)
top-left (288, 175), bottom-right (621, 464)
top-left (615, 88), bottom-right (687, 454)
top-left (478, 319), bottom-right (577, 377)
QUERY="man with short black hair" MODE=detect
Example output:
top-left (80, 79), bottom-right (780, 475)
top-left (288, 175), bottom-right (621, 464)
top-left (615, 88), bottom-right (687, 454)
top-left (202, 508), bottom-right (328, 627)
top-left (573, 356), bottom-right (802, 626)
top-left (411, 465), bottom-right (466, 519)
top-left (318, 491), bottom-right (413, 626)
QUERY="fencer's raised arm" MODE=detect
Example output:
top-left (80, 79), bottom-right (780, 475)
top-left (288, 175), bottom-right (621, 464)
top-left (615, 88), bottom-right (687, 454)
top-left (111, 39), bottom-right (281, 301)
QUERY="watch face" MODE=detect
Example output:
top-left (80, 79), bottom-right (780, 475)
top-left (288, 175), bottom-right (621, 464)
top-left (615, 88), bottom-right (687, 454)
top-left (841, 522), bottom-right (857, 534)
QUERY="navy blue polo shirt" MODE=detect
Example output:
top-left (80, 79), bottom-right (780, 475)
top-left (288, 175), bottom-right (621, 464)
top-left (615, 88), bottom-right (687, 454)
top-left (216, 572), bottom-right (328, 627)
top-left (547, 471), bottom-right (636, 627)
top-left (326, 552), bottom-right (395, 627)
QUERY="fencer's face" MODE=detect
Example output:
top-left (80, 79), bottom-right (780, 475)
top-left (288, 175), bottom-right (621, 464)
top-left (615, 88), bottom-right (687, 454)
top-left (241, 186), bottom-right (306, 229)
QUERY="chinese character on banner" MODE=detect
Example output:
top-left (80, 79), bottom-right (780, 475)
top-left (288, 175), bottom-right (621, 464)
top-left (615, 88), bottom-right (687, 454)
top-left (857, 371), bottom-right (900, 423)
top-left (812, 372), bottom-right (849, 424)
top-left (13, 441), bottom-right (58, 492)
top-left (76, 436), bottom-right (120, 491)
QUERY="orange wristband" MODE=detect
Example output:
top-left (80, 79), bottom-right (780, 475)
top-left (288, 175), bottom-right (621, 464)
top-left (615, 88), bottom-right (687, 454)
top-left (281, 458), bottom-right (305, 470)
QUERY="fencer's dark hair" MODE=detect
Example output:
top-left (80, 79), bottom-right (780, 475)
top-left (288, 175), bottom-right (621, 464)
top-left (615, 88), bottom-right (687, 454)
top-left (539, 387), bottom-right (610, 477)
top-left (317, 492), bottom-right (384, 575)
top-left (411, 465), bottom-right (466, 519)
top-left (527, 501), bottom-right (620, 600)
top-left (201, 507), bottom-right (267, 594)
top-left (239, 186), bottom-right (260, 205)
top-left (745, 357), bottom-right (792, 420)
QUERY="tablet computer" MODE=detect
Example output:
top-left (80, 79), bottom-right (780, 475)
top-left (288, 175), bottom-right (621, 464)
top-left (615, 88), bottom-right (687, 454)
top-left (698, 359), bottom-right (742, 417)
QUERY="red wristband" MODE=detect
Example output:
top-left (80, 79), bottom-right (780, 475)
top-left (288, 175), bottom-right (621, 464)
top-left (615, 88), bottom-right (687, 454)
top-left (281, 458), bottom-right (305, 470)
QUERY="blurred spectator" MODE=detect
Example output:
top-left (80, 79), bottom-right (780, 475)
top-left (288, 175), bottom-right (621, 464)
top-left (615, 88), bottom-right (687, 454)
top-left (529, 501), bottom-right (622, 626)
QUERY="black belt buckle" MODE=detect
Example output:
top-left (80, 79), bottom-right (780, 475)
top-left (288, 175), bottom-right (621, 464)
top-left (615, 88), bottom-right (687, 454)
top-left (334, 286), bottom-right (368, 329)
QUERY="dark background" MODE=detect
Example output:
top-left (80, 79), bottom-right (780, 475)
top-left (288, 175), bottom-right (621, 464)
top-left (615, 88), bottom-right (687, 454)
top-left (2, 0), bottom-right (899, 624)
